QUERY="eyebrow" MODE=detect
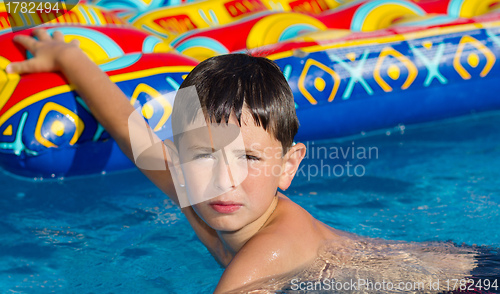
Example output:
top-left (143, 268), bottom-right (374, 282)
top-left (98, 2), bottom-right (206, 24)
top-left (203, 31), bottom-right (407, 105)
top-left (187, 145), bottom-right (260, 154)
top-left (187, 145), bottom-right (216, 152)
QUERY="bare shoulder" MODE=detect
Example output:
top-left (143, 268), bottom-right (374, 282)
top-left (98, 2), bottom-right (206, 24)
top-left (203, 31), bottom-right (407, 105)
top-left (272, 195), bottom-right (333, 242)
top-left (214, 195), bottom-right (331, 293)
top-left (213, 230), bottom-right (298, 293)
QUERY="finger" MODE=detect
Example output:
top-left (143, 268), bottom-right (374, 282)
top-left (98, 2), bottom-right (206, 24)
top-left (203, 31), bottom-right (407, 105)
top-left (70, 39), bottom-right (80, 47)
top-left (5, 63), bottom-right (15, 74)
top-left (6, 59), bottom-right (38, 74)
top-left (12, 34), bottom-right (38, 51)
top-left (53, 30), bottom-right (64, 42)
top-left (6, 61), bottom-right (25, 74)
top-left (33, 28), bottom-right (51, 41)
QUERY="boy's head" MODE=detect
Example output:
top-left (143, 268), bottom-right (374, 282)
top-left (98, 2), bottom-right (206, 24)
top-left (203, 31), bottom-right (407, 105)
top-left (166, 54), bottom-right (306, 229)
top-left (172, 54), bottom-right (299, 154)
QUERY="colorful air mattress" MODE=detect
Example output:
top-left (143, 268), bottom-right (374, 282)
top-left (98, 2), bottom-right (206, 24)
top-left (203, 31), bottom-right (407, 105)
top-left (1, 0), bottom-right (500, 177)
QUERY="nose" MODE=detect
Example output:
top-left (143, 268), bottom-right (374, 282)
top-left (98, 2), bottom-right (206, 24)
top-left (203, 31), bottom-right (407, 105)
top-left (213, 149), bottom-right (235, 192)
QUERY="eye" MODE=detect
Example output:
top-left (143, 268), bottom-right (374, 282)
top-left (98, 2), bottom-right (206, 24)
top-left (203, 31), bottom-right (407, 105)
top-left (244, 155), bottom-right (260, 161)
top-left (193, 153), bottom-right (215, 160)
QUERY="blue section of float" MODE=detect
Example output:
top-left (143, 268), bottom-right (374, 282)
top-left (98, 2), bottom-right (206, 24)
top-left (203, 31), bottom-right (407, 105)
top-left (294, 77), bottom-right (500, 140)
top-left (273, 26), bottom-right (500, 139)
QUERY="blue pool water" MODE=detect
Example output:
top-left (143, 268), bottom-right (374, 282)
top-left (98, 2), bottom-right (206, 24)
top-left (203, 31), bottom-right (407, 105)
top-left (1, 111), bottom-right (500, 293)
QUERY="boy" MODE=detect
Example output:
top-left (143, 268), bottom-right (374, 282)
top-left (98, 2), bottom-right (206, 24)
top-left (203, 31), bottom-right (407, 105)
top-left (8, 29), bottom-right (477, 293)
top-left (7, 29), bottom-right (343, 293)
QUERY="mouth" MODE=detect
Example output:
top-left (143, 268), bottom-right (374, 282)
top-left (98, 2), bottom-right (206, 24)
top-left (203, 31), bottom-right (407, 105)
top-left (209, 201), bottom-right (243, 213)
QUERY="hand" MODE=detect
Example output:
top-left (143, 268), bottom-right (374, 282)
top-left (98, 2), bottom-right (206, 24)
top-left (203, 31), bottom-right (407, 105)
top-left (6, 29), bottom-right (81, 74)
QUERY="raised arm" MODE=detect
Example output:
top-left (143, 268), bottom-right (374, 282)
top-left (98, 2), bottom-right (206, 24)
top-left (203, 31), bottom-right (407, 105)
top-left (8, 29), bottom-right (228, 264)
top-left (8, 29), bottom-right (182, 193)
top-left (8, 31), bottom-right (154, 173)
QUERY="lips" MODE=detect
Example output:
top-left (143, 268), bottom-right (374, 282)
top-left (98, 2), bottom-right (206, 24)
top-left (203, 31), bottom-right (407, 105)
top-left (209, 201), bottom-right (243, 213)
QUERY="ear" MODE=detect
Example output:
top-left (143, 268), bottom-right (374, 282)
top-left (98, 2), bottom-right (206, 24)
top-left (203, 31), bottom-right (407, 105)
top-left (278, 142), bottom-right (306, 191)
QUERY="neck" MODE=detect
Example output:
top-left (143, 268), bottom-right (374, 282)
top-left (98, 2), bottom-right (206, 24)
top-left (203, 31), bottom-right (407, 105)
top-left (217, 194), bottom-right (279, 254)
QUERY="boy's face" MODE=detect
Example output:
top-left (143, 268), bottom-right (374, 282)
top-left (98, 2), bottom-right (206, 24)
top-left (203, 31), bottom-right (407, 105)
top-left (175, 109), bottom-right (289, 231)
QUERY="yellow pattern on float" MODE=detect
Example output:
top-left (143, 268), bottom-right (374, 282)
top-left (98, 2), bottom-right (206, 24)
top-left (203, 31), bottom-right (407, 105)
top-left (453, 35), bottom-right (496, 79)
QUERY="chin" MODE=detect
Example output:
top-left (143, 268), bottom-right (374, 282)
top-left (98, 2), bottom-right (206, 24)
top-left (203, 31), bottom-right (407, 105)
top-left (208, 217), bottom-right (246, 232)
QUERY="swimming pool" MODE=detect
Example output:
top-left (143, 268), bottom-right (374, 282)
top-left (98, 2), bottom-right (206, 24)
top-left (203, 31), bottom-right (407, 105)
top-left (1, 111), bottom-right (499, 293)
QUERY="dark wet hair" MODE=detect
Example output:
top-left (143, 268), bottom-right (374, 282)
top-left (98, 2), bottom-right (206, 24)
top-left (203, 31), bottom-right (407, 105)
top-left (172, 54), bottom-right (299, 153)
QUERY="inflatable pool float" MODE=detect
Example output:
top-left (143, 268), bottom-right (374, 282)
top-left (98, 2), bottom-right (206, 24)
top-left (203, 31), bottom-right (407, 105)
top-left (0, 1), bottom-right (126, 31)
top-left (93, 0), bottom-right (345, 23)
top-left (121, 0), bottom-right (348, 44)
top-left (126, 0), bottom-right (270, 43)
top-left (165, 0), bottom-right (500, 140)
top-left (170, 12), bottom-right (328, 61)
top-left (169, 0), bottom-right (500, 60)
top-left (1, 0), bottom-right (500, 178)
top-left (263, 13), bottom-right (500, 139)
